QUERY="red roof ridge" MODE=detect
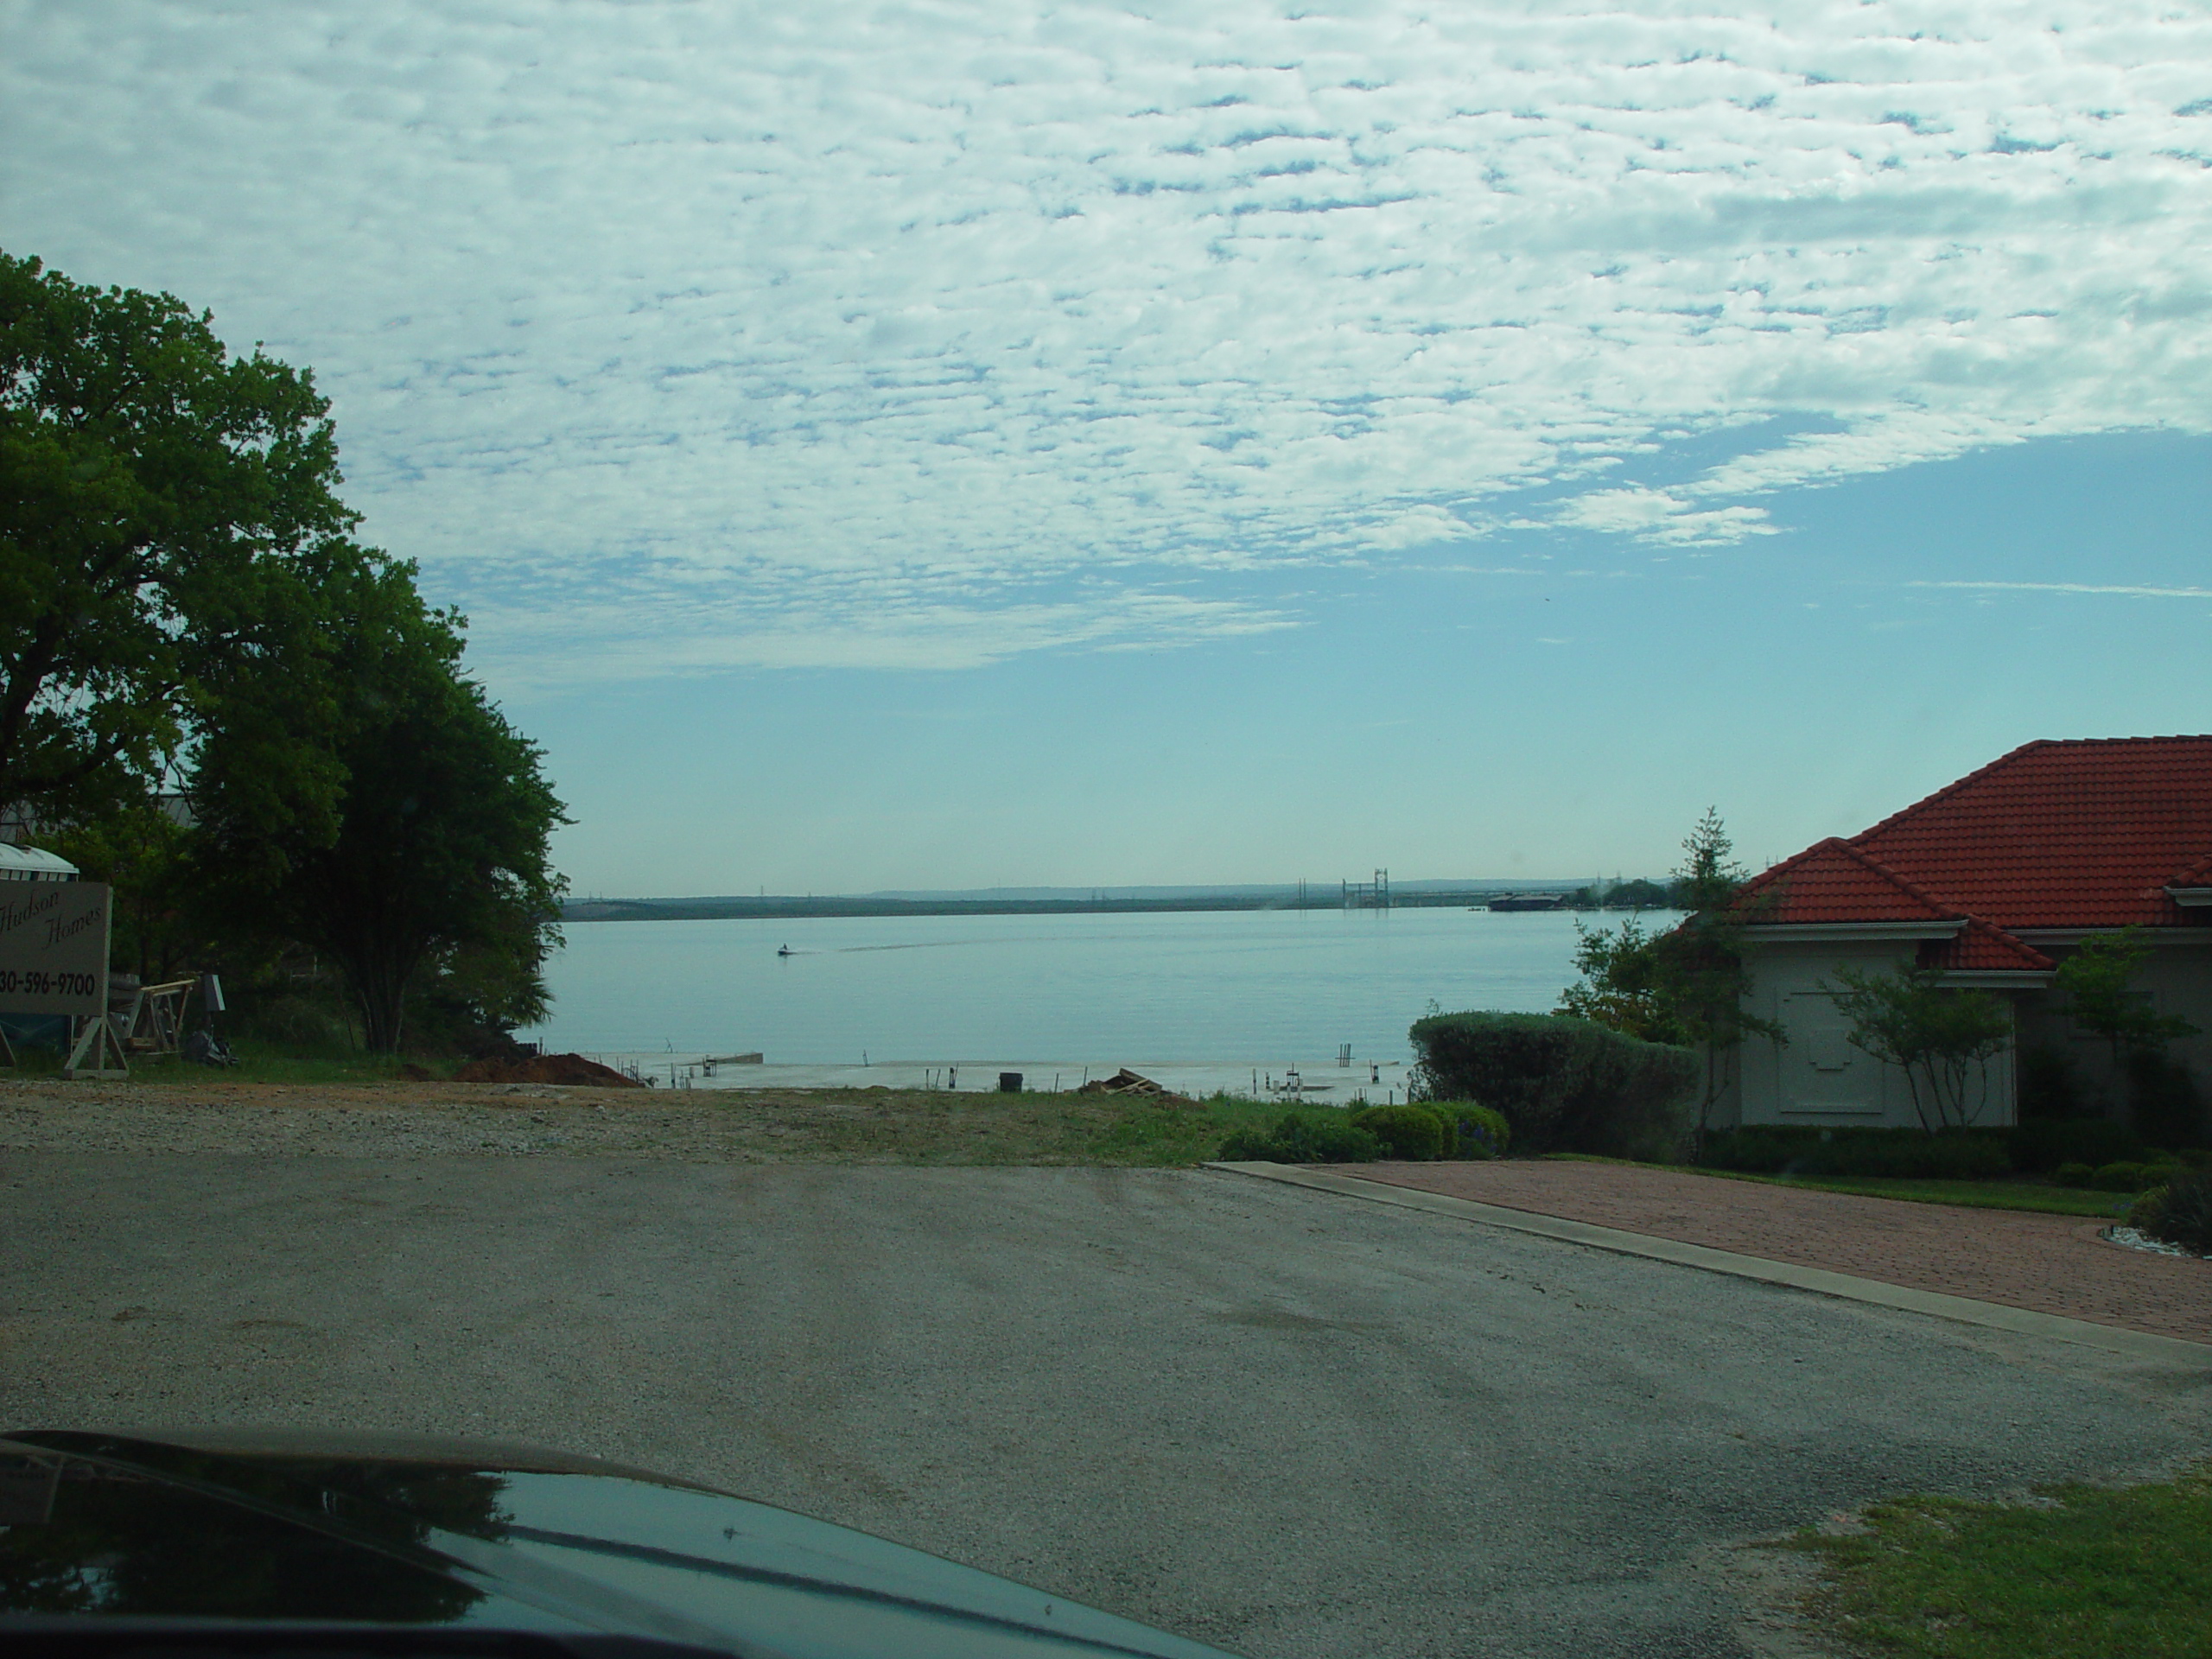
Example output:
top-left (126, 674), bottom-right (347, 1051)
top-left (1737, 836), bottom-right (1966, 922)
top-left (1845, 738), bottom-right (2056, 851)
top-left (1848, 735), bottom-right (2212, 854)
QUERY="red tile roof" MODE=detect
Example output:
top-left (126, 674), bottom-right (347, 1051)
top-left (1742, 735), bottom-right (2212, 940)
top-left (1917, 918), bottom-right (2056, 974)
top-left (1738, 837), bottom-right (1965, 924)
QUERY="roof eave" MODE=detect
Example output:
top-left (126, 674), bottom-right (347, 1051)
top-left (1743, 920), bottom-right (1966, 944)
top-left (1933, 969), bottom-right (2056, 989)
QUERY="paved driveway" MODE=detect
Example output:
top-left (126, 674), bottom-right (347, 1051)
top-left (4, 1157), bottom-right (2208, 1658)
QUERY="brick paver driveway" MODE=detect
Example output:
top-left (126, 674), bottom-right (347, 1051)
top-left (1344, 1161), bottom-right (2211, 1344)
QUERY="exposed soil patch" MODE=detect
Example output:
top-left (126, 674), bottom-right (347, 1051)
top-left (451, 1052), bottom-right (643, 1087)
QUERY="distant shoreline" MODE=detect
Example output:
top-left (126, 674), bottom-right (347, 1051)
top-left (563, 890), bottom-right (1669, 923)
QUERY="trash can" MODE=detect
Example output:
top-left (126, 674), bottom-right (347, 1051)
top-left (998, 1071), bottom-right (1022, 1093)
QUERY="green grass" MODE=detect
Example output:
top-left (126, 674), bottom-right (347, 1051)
top-left (1793, 1466), bottom-right (2212, 1658)
top-left (1541, 1155), bottom-right (2132, 1218)
top-left (7, 1037), bottom-right (447, 1088)
top-left (1683, 1165), bottom-right (2131, 1219)
top-left (701, 1090), bottom-right (1294, 1166)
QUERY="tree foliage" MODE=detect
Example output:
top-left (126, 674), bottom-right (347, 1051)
top-left (2055, 926), bottom-right (2199, 1069)
top-left (191, 580), bottom-right (566, 1054)
top-left (1827, 964), bottom-right (2013, 1132)
top-left (1557, 809), bottom-right (1782, 1147)
top-left (4, 251), bottom-right (569, 1055)
top-left (1558, 917), bottom-right (1687, 1044)
top-left (0, 251), bottom-right (360, 823)
top-left (40, 796), bottom-right (199, 984)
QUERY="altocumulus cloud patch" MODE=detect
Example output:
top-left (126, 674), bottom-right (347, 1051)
top-left (6, 0), bottom-right (2211, 680)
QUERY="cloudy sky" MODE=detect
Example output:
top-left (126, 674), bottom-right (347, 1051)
top-left (6, 1), bottom-right (2209, 893)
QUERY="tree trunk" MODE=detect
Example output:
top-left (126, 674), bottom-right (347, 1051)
top-left (346, 956), bottom-right (411, 1055)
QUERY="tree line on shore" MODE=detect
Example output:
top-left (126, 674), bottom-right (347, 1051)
top-left (2, 251), bottom-right (563, 1056)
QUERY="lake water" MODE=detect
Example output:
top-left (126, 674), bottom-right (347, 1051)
top-left (524, 907), bottom-right (1648, 1093)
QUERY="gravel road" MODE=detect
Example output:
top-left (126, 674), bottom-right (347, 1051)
top-left (3, 1112), bottom-right (2209, 1657)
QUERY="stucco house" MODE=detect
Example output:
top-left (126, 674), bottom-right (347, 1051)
top-left (1717, 736), bottom-right (2212, 1132)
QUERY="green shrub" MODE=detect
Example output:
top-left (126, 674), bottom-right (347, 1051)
top-left (1217, 1111), bottom-right (1382, 1165)
top-left (1350, 1103), bottom-right (1446, 1160)
top-left (2127, 1185), bottom-right (2169, 1232)
top-left (2008, 1116), bottom-right (2144, 1173)
top-left (1408, 1012), bottom-right (1699, 1159)
top-left (1698, 1126), bottom-right (2011, 1180)
top-left (1424, 1101), bottom-right (1511, 1160)
top-left (2136, 1167), bottom-right (2212, 1253)
top-left (2052, 1161), bottom-right (2095, 1188)
top-left (2176, 1147), bottom-right (2212, 1171)
top-left (2091, 1160), bottom-right (2152, 1192)
top-left (232, 992), bottom-right (355, 1052)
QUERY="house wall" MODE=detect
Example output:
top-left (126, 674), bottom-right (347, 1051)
top-left (1728, 939), bottom-right (2021, 1131)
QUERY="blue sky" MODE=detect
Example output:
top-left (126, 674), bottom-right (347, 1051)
top-left (5, 2), bottom-right (2209, 893)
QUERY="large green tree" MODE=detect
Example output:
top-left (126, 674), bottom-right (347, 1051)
top-left (191, 573), bottom-right (567, 1054)
top-left (0, 251), bottom-right (361, 823)
top-left (6, 251), bottom-right (568, 1052)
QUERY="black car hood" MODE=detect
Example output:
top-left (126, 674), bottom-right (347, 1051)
top-left (0, 1428), bottom-right (1239, 1658)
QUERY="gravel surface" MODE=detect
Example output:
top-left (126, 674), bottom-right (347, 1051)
top-left (5, 1122), bottom-right (2209, 1659)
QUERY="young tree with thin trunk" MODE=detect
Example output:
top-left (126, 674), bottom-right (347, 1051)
top-left (2056, 926), bottom-right (2198, 1074)
top-left (1827, 965), bottom-right (2012, 1132)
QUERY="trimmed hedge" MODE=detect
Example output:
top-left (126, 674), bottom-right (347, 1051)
top-left (1425, 1101), bottom-right (1511, 1160)
top-left (2008, 1116), bottom-right (2145, 1174)
top-left (1697, 1125), bottom-right (2012, 1180)
top-left (1351, 1103), bottom-right (1446, 1160)
top-left (1217, 1111), bottom-right (1381, 1165)
top-left (1408, 1013), bottom-right (1700, 1160)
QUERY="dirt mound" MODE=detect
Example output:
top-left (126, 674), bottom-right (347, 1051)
top-left (1074, 1068), bottom-right (1197, 1105)
top-left (453, 1053), bottom-right (643, 1088)
top-left (1076, 1066), bottom-right (1166, 1096)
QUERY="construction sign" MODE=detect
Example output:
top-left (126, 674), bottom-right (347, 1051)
top-left (0, 880), bottom-right (109, 1019)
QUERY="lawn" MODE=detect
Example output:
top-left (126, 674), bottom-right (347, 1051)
top-left (9, 1038), bottom-right (438, 1089)
top-left (9, 1051), bottom-right (1303, 1166)
top-left (1675, 1164), bottom-right (2133, 1220)
top-left (1793, 1465), bottom-right (2212, 1659)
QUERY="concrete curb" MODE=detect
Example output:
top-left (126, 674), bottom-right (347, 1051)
top-left (1205, 1161), bottom-right (2212, 1366)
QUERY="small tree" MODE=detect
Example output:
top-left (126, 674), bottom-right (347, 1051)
top-left (1557, 917), bottom-right (1687, 1045)
top-left (1557, 810), bottom-right (1781, 1154)
top-left (2056, 926), bottom-right (2198, 1072)
top-left (1827, 965), bottom-right (2013, 1132)
top-left (1657, 810), bottom-right (1782, 1154)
